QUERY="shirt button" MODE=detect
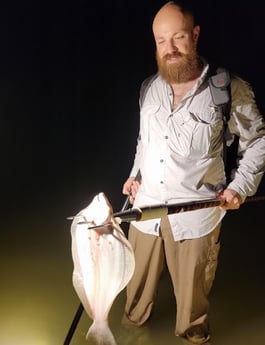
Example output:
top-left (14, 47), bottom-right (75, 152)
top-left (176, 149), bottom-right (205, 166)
top-left (160, 159), bottom-right (164, 163)
top-left (165, 136), bottom-right (168, 139)
top-left (160, 181), bottom-right (164, 184)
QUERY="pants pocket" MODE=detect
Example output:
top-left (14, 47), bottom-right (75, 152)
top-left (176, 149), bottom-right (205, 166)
top-left (204, 238), bottom-right (220, 294)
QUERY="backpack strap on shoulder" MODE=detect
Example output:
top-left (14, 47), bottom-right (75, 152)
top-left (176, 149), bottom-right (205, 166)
top-left (209, 67), bottom-right (231, 124)
top-left (209, 67), bottom-right (232, 181)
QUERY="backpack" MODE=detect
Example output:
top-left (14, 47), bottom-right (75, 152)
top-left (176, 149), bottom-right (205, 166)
top-left (139, 67), bottom-right (237, 183)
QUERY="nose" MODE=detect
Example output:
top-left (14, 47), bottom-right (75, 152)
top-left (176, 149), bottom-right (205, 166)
top-left (165, 39), bottom-right (178, 55)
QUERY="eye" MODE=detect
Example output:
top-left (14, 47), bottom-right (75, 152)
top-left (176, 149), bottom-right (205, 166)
top-left (175, 35), bottom-right (185, 40)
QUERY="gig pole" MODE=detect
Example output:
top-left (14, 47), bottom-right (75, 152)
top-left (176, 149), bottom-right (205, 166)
top-left (63, 303), bottom-right (84, 345)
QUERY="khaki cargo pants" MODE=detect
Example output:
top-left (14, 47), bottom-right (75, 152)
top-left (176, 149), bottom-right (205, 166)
top-left (123, 216), bottom-right (221, 336)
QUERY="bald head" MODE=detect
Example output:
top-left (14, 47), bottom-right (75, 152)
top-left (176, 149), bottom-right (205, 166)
top-left (153, 2), bottom-right (195, 40)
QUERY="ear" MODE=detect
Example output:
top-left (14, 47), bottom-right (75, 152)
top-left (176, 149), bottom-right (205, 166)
top-left (193, 25), bottom-right (200, 43)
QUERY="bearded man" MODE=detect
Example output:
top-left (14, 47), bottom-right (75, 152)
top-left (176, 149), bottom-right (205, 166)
top-left (122, 1), bottom-right (265, 344)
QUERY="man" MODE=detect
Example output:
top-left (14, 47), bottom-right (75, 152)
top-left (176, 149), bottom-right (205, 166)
top-left (122, 1), bottom-right (265, 344)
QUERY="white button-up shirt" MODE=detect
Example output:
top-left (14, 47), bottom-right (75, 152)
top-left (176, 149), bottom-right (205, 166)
top-left (129, 64), bottom-right (265, 241)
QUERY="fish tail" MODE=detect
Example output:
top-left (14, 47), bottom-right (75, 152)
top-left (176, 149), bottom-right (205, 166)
top-left (86, 319), bottom-right (117, 345)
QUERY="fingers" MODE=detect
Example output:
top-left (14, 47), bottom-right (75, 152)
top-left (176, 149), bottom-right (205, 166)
top-left (129, 191), bottom-right (135, 204)
top-left (218, 188), bottom-right (242, 210)
top-left (128, 181), bottom-right (140, 204)
top-left (122, 177), bottom-right (135, 195)
top-left (130, 180), bottom-right (140, 196)
top-left (122, 177), bottom-right (141, 204)
top-left (220, 197), bottom-right (241, 210)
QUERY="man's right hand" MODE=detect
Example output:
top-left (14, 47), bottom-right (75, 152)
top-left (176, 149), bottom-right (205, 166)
top-left (122, 177), bottom-right (141, 204)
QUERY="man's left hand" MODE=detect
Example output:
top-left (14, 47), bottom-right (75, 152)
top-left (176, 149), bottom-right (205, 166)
top-left (218, 188), bottom-right (242, 210)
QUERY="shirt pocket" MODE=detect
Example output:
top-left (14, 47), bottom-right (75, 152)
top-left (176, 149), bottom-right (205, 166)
top-left (169, 107), bottom-right (223, 159)
top-left (140, 104), bottom-right (161, 144)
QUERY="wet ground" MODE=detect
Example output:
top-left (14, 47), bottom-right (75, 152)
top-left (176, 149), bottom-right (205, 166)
top-left (1, 182), bottom-right (265, 345)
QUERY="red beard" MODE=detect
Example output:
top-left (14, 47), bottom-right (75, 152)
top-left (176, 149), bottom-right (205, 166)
top-left (156, 49), bottom-right (200, 84)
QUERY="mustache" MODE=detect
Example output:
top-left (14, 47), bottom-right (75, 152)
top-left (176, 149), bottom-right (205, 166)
top-left (163, 52), bottom-right (183, 60)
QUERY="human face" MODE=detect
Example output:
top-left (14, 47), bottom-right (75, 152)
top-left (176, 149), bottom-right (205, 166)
top-left (153, 6), bottom-right (200, 83)
top-left (153, 6), bottom-right (200, 62)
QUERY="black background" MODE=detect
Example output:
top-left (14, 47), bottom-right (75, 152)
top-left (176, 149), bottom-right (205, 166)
top-left (2, 0), bottom-right (265, 213)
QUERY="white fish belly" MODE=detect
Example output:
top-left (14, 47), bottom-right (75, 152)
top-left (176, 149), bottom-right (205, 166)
top-left (70, 193), bottom-right (135, 344)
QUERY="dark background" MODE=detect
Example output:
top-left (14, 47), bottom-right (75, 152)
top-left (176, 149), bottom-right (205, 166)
top-left (1, 1), bottom-right (265, 345)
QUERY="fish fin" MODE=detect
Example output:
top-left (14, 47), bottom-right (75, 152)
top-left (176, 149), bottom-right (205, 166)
top-left (86, 319), bottom-right (117, 345)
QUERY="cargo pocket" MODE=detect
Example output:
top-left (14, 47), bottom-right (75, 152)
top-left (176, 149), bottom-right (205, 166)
top-left (204, 238), bottom-right (220, 294)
